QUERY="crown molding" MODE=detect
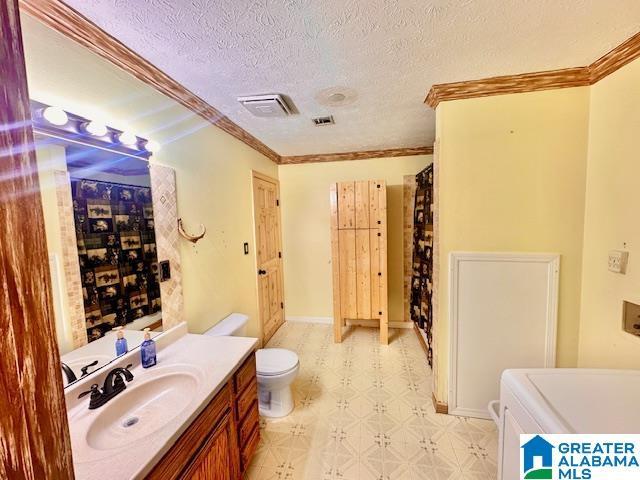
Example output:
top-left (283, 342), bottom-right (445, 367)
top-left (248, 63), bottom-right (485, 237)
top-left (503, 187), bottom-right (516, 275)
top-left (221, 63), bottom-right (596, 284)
top-left (279, 146), bottom-right (433, 165)
top-left (19, 0), bottom-right (281, 163)
top-left (590, 31), bottom-right (640, 83)
top-left (425, 67), bottom-right (590, 108)
top-left (426, 30), bottom-right (640, 108)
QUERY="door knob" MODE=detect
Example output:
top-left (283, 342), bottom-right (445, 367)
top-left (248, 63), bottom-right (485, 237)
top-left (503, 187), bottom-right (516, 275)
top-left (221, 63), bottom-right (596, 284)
top-left (258, 269), bottom-right (267, 275)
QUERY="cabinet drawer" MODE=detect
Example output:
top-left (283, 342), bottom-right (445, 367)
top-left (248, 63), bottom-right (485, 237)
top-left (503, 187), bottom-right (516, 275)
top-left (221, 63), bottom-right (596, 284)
top-left (234, 354), bottom-right (256, 395)
top-left (241, 425), bottom-right (260, 471)
top-left (238, 401), bottom-right (259, 446)
top-left (236, 377), bottom-right (257, 421)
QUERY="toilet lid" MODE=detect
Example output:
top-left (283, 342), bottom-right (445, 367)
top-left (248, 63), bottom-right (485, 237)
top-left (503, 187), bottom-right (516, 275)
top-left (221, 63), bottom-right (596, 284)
top-left (256, 348), bottom-right (299, 376)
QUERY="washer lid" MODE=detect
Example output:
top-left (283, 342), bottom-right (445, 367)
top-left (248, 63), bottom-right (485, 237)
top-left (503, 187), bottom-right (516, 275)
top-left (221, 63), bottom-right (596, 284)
top-left (256, 348), bottom-right (299, 376)
top-left (502, 369), bottom-right (640, 433)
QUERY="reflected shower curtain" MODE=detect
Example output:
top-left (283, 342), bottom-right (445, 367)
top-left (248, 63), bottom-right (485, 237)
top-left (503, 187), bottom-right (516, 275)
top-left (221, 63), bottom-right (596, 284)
top-left (410, 165), bottom-right (434, 366)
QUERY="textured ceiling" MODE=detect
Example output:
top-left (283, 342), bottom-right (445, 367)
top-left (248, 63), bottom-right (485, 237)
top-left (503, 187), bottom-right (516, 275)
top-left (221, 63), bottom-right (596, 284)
top-left (62, 0), bottom-right (640, 156)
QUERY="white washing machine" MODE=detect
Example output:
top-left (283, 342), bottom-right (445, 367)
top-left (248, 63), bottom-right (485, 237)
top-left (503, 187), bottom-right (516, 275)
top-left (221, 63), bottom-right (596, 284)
top-left (496, 368), bottom-right (640, 480)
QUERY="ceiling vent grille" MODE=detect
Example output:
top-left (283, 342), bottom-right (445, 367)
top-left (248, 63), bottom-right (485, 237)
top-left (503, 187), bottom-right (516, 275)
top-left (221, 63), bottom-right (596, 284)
top-left (312, 115), bottom-right (334, 126)
top-left (237, 94), bottom-right (291, 117)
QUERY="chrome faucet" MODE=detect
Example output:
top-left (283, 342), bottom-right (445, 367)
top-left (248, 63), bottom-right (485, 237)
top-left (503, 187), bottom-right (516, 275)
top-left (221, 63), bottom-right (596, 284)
top-left (78, 364), bottom-right (134, 409)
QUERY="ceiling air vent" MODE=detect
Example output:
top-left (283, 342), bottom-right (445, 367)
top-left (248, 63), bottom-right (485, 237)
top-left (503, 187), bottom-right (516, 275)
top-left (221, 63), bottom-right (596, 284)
top-left (237, 94), bottom-right (291, 118)
top-left (312, 115), bottom-right (334, 126)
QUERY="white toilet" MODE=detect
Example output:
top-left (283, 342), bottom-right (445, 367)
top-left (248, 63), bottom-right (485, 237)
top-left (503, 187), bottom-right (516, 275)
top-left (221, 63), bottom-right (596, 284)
top-left (204, 313), bottom-right (299, 418)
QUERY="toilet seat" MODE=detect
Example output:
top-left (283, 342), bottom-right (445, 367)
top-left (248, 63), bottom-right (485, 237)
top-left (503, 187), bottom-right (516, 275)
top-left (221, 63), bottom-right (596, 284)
top-left (256, 348), bottom-right (299, 376)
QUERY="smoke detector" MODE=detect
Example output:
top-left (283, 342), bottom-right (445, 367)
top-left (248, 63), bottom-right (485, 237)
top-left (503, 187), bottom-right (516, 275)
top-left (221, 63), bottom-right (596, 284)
top-left (312, 115), bottom-right (335, 126)
top-left (237, 94), bottom-right (292, 117)
top-left (315, 86), bottom-right (358, 107)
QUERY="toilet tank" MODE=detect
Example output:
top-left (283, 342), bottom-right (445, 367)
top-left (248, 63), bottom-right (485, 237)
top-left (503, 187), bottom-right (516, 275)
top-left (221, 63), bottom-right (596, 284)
top-left (204, 313), bottom-right (249, 337)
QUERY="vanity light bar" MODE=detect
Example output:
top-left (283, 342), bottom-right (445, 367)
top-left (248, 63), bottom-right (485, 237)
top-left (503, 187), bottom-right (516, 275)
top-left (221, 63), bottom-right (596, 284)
top-left (41, 106), bottom-right (69, 126)
top-left (30, 100), bottom-right (159, 158)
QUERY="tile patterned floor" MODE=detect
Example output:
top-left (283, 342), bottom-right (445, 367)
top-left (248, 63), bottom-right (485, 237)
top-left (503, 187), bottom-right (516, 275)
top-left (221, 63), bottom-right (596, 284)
top-left (245, 322), bottom-right (498, 480)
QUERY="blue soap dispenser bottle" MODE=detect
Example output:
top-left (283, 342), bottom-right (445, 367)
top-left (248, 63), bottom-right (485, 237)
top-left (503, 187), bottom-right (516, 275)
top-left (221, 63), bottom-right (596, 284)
top-left (141, 328), bottom-right (157, 368)
top-left (115, 327), bottom-right (128, 356)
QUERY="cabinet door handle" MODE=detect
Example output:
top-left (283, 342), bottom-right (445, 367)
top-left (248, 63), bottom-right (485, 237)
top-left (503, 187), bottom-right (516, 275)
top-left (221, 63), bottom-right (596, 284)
top-left (258, 269), bottom-right (267, 275)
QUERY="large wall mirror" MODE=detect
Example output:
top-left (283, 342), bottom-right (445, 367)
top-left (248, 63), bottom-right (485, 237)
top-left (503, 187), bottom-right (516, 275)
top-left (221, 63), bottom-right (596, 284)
top-left (33, 101), bottom-right (165, 388)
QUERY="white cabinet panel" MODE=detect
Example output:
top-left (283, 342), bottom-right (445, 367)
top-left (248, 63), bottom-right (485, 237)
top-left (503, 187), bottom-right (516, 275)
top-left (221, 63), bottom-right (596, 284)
top-left (449, 253), bottom-right (559, 419)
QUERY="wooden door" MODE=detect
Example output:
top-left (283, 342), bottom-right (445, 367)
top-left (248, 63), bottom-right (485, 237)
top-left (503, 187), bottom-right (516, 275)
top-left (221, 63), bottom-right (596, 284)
top-left (182, 413), bottom-right (236, 480)
top-left (0, 1), bottom-right (74, 478)
top-left (252, 171), bottom-right (284, 344)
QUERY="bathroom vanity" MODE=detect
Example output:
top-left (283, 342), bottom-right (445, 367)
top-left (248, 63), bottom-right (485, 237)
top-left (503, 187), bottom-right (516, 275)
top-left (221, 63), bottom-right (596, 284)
top-left (65, 324), bottom-right (260, 480)
top-left (147, 351), bottom-right (260, 479)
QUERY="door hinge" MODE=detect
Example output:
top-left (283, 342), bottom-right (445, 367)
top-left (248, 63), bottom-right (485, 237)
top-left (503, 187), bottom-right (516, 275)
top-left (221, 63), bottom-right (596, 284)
top-left (281, 302), bottom-right (284, 309)
top-left (276, 199), bottom-right (279, 206)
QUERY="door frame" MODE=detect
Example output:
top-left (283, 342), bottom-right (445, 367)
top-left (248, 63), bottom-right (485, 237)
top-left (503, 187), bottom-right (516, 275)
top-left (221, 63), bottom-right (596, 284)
top-left (251, 170), bottom-right (285, 346)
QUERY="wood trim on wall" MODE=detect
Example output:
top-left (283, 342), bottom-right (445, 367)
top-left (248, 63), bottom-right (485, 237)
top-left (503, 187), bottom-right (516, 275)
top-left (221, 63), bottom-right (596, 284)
top-left (280, 146), bottom-right (434, 165)
top-left (425, 67), bottom-right (590, 108)
top-left (0, 0), bottom-right (74, 478)
top-left (19, 0), bottom-right (280, 163)
top-left (413, 323), bottom-right (429, 356)
top-left (403, 175), bottom-right (417, 324)
top-left (432, 393), bottom-right (449, 415)
top-left (590, 31), bottom-right (640, 83)
top-left (425, 30), bottom-right (640, 108)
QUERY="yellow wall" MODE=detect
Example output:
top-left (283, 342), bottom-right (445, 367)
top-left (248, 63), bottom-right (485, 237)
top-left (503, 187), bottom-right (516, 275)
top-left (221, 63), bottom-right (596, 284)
top-left (36, 144), bottom-right (75, 354)
top-left (278, 156), bottom-right (432, 322)
top-left (578, 58), bottom-right (640, 368)
top-left (22, 14), bottom-right (277, 338)
top-left (435, 88), bottom-right (591, 401)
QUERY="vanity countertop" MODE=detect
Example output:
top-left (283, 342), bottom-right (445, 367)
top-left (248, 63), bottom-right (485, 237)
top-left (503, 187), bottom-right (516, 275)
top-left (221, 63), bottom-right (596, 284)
top-left (66, 332), bottom-right (258, 480)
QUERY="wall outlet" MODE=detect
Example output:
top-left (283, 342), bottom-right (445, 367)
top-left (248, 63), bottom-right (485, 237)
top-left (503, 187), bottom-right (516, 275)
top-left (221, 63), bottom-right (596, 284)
top-left (608, 250), bottom-right (629, 273)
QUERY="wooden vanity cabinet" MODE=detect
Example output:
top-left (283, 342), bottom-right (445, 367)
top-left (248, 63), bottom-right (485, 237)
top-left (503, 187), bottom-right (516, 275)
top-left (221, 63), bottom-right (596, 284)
top-left (147, 353), bottom-right (260, 480)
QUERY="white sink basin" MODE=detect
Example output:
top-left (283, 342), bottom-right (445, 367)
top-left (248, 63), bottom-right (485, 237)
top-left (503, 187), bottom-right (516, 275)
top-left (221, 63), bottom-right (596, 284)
top-left (84, 366), bottom-right (202, 451)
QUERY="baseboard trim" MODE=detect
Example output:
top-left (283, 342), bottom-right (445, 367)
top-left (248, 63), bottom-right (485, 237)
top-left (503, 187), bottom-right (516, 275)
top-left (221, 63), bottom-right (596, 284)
top-left (347, 319), bottom-right (413, 329)
top-left (413, 323), bottom-right (430, 355)
top-left (432, 393), bottom-right (449, 415)
top-left (286, 316), bottom-right (333, 324)
top-left (286, 316), bottom-right (412, 329)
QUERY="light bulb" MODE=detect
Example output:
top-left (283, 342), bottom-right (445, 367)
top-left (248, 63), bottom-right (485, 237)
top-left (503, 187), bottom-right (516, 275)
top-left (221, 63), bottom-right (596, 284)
top-left (146, 140), bottom-right (160, 153)
top-left (42, 106), bottom-right (68, 126)
top-left (119, 131), bottom-right (138, 146)
top-left (85, 121), bottom-right (108, 137)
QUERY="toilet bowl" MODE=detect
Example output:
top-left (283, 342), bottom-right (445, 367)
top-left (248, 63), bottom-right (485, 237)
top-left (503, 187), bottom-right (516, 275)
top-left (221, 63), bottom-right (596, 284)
top-left (203, 313), bottom-right (299, 418)
top-left (255, 348), bottom-right (299, 417)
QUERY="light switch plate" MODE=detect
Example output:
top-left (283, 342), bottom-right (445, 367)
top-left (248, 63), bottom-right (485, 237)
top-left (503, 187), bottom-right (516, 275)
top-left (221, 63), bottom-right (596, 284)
top-left (608, 250), bottom-right (628, 273)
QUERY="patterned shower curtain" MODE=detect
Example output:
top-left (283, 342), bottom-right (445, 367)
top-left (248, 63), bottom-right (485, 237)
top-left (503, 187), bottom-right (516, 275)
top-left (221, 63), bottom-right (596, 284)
top-left (410, 165), bottom-right (434, 366)
top-left (72, 178), bottom-right (162, 342)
